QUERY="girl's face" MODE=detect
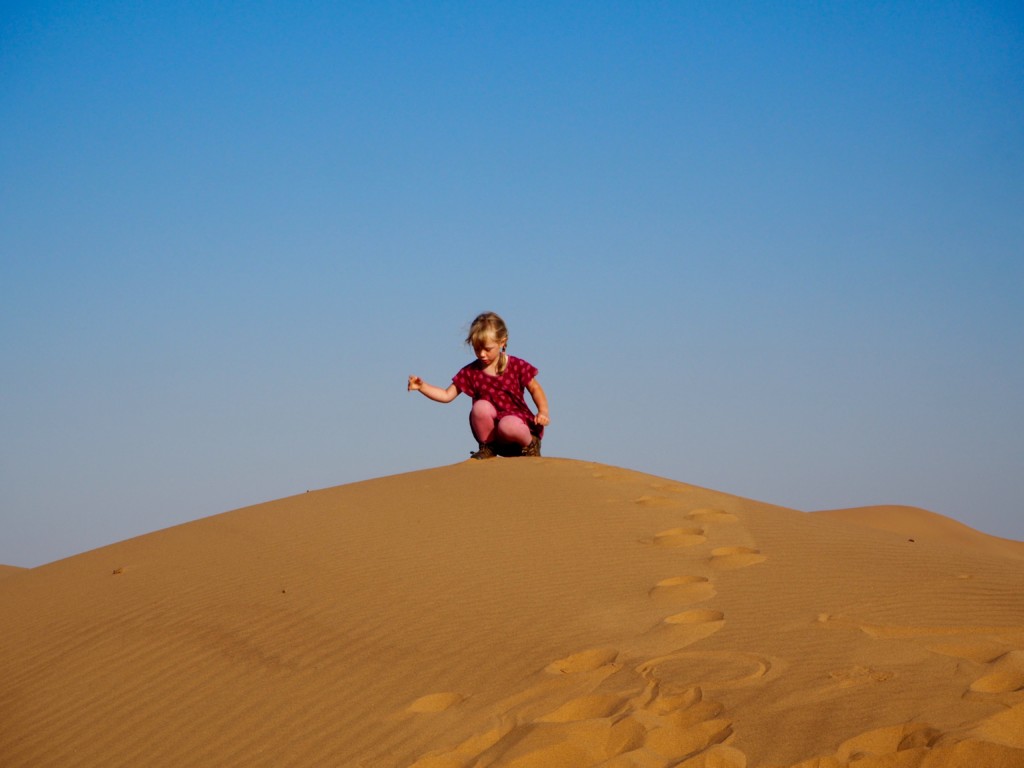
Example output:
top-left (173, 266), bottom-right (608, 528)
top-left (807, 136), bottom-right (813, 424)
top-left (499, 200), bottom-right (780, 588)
top-left (474, 336), bottom-right (506, 369)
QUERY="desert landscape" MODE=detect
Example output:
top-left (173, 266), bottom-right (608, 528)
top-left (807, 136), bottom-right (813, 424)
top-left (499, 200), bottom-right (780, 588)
top-left (2, 458), bottom-right (1022, 767)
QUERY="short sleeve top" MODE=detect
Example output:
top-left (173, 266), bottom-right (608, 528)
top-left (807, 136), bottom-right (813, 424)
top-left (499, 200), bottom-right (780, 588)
top-left (452, 355), bottom-right (543, 437)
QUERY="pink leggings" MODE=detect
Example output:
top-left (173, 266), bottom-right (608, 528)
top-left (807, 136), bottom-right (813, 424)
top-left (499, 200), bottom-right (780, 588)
top-left (470, 400), bottom-right (533, 448)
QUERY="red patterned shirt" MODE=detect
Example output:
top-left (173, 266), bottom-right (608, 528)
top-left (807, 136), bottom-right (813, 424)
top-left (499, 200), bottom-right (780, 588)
top-left (452, 355), bottom-right (543, 437)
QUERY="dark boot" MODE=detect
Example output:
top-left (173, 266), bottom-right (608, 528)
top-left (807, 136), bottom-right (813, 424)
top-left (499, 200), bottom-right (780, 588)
top-left (470, 443), bottom-right (497, 460)
top-left (521, 436), bottom-right (542, 457)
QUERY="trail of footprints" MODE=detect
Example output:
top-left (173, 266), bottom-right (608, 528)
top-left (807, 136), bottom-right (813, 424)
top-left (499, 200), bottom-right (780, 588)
top-left (406, 483), bottom-right (769, 768)
top-left (404, 476), bottom-right (1024, 766)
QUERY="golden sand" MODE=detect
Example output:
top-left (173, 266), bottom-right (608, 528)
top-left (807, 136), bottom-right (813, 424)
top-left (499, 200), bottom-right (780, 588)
top-left (2, 459), bottom-right (1022, 767)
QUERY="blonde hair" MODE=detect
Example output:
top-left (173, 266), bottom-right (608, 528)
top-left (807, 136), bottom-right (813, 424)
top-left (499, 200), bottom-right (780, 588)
top-left (466, 311), bottom-right (509, 374)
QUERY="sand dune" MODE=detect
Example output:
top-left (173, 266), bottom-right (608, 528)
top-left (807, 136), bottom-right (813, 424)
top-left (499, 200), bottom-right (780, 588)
top-left (1, 459), bottom-right (1022, 767)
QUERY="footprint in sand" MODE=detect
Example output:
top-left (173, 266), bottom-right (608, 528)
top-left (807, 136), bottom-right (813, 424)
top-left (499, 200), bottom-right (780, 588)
top-left (709, 546), bottom-right (767, 570)
top-left (686, 508), bottom-right (738, 524)
top-left (545, 647), bottom-right (620, 675)
top-left (969, 650), bottom-right (1024, 693)
top-left (663, 609), bottom-right (725, 626)
top-left (649, 575), bottom-right (717, 604)
top-left (407, 691), bottom-right (466, 713)
top-left (638, 650), bottom-right (777, 693)
top-left (641, 609), bottom-right (726, 648)
top-left (652, 526), bottom-right (707, 547)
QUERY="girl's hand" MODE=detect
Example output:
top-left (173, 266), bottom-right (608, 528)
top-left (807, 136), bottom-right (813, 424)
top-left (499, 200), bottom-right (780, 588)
top-left (526, 379), bottom-right (550, 427)
top-left (407, 375), bottom-right (423, 391)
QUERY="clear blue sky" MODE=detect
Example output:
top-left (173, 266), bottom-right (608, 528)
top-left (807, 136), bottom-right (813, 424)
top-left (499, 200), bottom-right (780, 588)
top-left (2, 2), bottom-right (1022, 567)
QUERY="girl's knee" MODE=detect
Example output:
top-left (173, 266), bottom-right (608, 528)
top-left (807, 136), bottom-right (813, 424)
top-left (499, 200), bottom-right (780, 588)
top-left (469, 399), bottom-right (499, 443)
top-left (496, 416), bottom-right (531, 446)
top-left (471, 399), bottom-right (498, 418)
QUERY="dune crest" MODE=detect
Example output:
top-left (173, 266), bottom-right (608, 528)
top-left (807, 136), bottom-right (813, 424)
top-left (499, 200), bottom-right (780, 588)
top-left (0, 564), bottom-right (28, 580)
top-left (812, 504), bottom-right (1024, 561)
top-left (1, 459), bottom-right (1022, 767)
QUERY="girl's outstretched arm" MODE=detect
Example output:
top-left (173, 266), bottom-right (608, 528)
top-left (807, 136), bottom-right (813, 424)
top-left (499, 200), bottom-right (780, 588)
top-left (408, 375), bottom-right (460, 403)
top-left (526, 378), bottom-right (550, 426)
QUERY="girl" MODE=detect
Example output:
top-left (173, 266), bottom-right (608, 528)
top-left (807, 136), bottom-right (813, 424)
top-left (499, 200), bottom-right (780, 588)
top-left (408, 312), bottom-right (550, 459)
